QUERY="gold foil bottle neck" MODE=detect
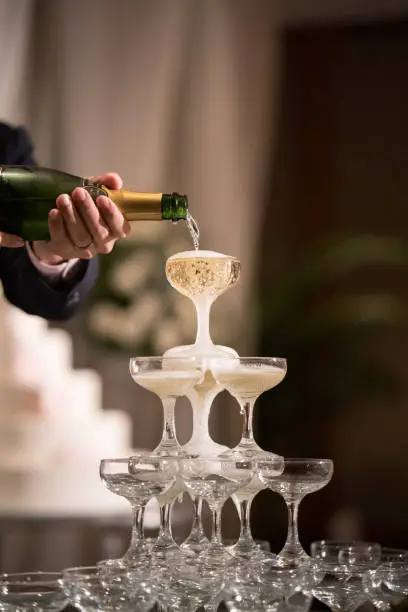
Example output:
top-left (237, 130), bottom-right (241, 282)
top-left (104, 188), bottom-right (163, 220)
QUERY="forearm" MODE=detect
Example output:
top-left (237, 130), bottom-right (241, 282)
top-left (0, 246), bottom-right (98, 320)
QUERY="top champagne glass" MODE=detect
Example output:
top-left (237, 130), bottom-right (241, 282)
top-left (165, 250), bottom-right (241, 359)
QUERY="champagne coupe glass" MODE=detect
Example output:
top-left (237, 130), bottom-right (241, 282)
top-left (62, 565), bottom-right (155, 612)
top-left (180, 455), bottom-right (254, 571)
top-left (164, 250), bottom-right (241, 359)
top-left (100, 457), bottom-right (150, 567)
top-left (229, 476), bottom-right (269, 562)
top-left (364, 558), bottom-right (408, 611)
top-left (100, 560), bottom-right (161, 612)
top-left (180, 492), bottom-right (209, 555)
top-left (128, 453), bottom-right (181, 563)
top-left (159, 562), bottom-right (225, 612)
top-left (380, 549), bottom-right (408, 563)
top-left (129, 356), bottom-right (204, 456)
top-left (224, 564), bottom-right (307, 612)
top-left (258, 459), bottom-right (334, 568)
top-left (211, 356), bottom-right (287, 464)
top-left (0, 572), bottom-right (67, 611)
top-left (130, 357), bottom-right (204, 560)
top-left (150, 477), bottom-right (184, 561)
top-left (186, 356), bottom-right (287, 553)
top-left (100, 455), bottom-right (177, 567)
top-left (309, 540), bottom-right (382, 612)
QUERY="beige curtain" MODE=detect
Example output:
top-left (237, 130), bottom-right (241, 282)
top-left (0, 0), bottom-right (32, 122)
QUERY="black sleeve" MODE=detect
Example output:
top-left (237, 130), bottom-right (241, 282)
top-left (0, 122), bottom-right (36, 165)
top-left (0, 122), bottom-right (99, 320)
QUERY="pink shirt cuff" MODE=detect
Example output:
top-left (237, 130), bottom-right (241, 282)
top-left (25, 242), bottom-right (80, 280)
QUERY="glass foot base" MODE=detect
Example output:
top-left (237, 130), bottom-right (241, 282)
top-left (221, 446), bottom-right (284, 473)
top-left (265, 549), bottom-right (311, 569)
top-left (164, 343), bottom-right (238, 360)
top-left (183, 439), bottom-right (230, 457)
top-left (231, 540), bottom-right (276, 564)
top-left (181, 531), bottom-right (210, 555)
top-left (121, 545), bottom-right (151, 567)
top-left (97, 558), bottom-right (125, 570)
top-left (152, 444), bottom-right (188, 458)
top-left (151, 541), bottom-right (195, 562)
top-left (197, 544), bottom-right (236, 571)
top-left (151, 540), bottom-right (178, 555)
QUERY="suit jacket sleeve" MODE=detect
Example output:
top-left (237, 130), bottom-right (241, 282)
top-left (0, 122), bottom-right (99, 320)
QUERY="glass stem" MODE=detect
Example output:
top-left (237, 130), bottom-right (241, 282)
top-left (210, 503), bottom-right (223, 546)
top-left (240, 399), bottom-right (256, 444)
top-left (129, 504), bottom-right (145, 550)
top-left (194, 296), bottom-right (214, 347)
top-left (238, 497), bottom-right (254, 544)
top-left (158, 502), bottom-right (174, 543)
top-left (191, 496), bottom-right (204, 535)
top-left (282, 500), bottom-right (302, 556)
top-left (160, 397), bottom-right (177, 445)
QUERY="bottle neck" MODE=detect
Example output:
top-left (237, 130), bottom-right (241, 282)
top-left (105, 188), bottom-right (163, 221)
top-left (101, 188), bottom-right (188, 222)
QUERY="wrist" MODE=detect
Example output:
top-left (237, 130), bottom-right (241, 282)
top-left (30, 241), bottom-right (66, 266)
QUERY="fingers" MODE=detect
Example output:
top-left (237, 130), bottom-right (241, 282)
top-left (55, 187), bottom-right (129, 258)
top-left (96, 195), bottom-right (131, 239)
top-left (71, 188), bottom-right (112, 253)
top-left (0, 233), bottom-right (24, 248)
top-left (47, 208), bottom-right (91, 260)
top-left (48, 209), bottom-right (65, 243)
top-left (57, 193), bottom-right (93, 249)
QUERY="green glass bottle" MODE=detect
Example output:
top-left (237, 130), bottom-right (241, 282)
top-left (0, 166), bottom-right (188, 241)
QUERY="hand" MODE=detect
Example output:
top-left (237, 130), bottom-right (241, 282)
top-left (31, 172), bottom-right (131, 265)
top-left (0, 233), bottom-right (25, 248)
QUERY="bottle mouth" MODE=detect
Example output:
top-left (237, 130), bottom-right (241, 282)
top-left (162, 193), bottom-right (188, 221)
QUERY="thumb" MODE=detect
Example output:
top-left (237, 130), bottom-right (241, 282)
top-left (0, 233), bottom-right (25, 248)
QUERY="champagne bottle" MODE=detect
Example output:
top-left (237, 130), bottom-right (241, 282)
top-left (0, 166), bottom-right (188, 241)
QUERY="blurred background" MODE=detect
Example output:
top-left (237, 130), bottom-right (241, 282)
top-left (1, 0), bottom-right (408, 571)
